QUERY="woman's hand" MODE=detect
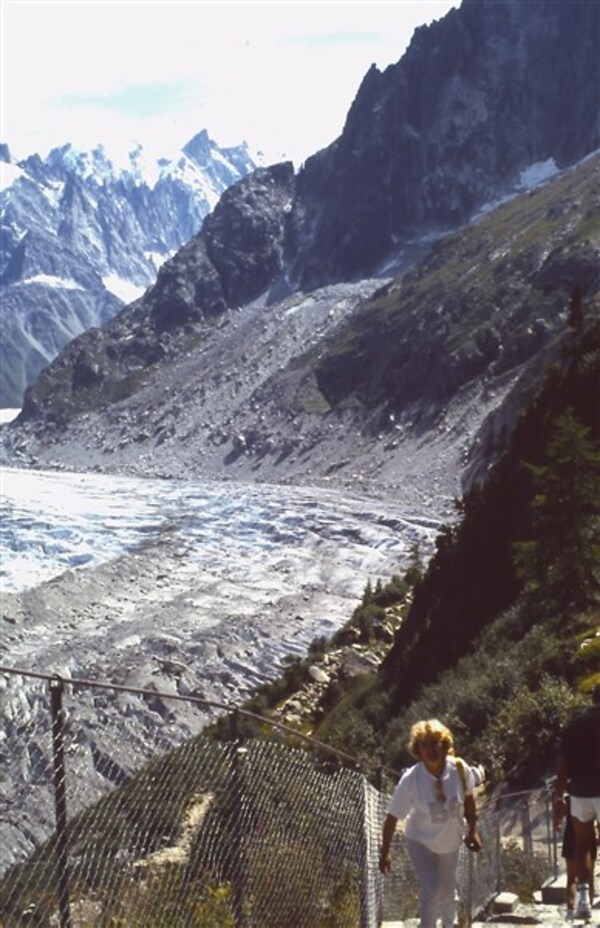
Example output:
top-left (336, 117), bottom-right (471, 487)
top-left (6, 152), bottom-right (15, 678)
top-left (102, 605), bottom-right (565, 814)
top-left (465, 808), bottom-right (483, 851)
top-left (379, 848), bottom-right (392, 873)
top-left (463, 794), bottom-right (482, 851)
top-left (379, 813), bottom-right (398, 873)
top-left (465, 825), bottom-right (483, 852)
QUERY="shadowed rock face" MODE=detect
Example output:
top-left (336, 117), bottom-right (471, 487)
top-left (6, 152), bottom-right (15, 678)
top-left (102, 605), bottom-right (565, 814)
top-left (290, 0), bottom-right (600, 288)
top-left (147, 163), bottom-right (296, 331)
top-left (14, 163), bottom-right (298, 423)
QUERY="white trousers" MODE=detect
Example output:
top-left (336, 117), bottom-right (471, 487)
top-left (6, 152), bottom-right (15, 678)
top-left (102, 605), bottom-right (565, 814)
top-left (407, 838), bottom-right (460, 928)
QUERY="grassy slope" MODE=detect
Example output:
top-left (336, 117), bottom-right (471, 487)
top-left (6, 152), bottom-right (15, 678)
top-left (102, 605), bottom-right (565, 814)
top-left (312, 317), bottom-right (600, 783)
top-left (206, 159), bottom-right (600, 787)
top-left (309, 154), bottom-right (600, 425)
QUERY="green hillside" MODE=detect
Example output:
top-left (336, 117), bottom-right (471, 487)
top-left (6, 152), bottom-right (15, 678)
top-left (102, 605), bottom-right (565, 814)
top-left (236, 312), bottom-right (600, 788)
top-left (312, 154), bottom-right (600, 424)
top-left (321, 312), bottom-right (599, 778)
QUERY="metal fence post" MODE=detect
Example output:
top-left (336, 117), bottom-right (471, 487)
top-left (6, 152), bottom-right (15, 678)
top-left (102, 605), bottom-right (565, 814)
top-left (548, 793), bottom-right (559, 878)
top-left (229, 708), bottom-right (239, 742)
top-left (229, 712), bottom-right (247, 928)
top-left (50, 677), bottom-right (72, 928)
top-left (466, 847), bottom-right (475, 928)
top-left (521, 799), bottom-right (533, 857)
top-left (358, 773), bottom-right (370, 928)
top-left (375, 765), bottom-right (385, 928)
top-left (358, 773), bottom-right (381, 928)
top-left (495, 811), bottom-right (502, 894)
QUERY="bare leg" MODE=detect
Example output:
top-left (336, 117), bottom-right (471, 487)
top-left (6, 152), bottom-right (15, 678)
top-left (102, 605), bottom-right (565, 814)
top-left (566, 857), bottom-right (577, 911)
top-left (571, 817), bottom-right (595, 888)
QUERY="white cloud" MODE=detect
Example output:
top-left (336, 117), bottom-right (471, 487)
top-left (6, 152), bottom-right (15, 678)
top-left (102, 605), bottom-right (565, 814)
top-left (2, 1), bottom-right (458, 167)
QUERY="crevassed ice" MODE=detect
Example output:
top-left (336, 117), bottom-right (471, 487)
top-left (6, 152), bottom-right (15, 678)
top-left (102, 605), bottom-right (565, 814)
top-left (0, 467), bottom-right (413, 595)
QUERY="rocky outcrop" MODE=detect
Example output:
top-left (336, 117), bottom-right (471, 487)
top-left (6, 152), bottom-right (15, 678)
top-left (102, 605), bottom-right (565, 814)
top-left (290, 0), bottom-right (600, 288)
top-left (16, 163), bottom-right (297, 422)
top-left (311, 158), bottom-right (600, 424)
top-left (147, 162), bottom-right (296, 330)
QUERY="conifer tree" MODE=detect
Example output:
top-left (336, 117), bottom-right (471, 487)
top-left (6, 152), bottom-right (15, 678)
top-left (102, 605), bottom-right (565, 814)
top-left (514, 407), bottom-right (600, 616)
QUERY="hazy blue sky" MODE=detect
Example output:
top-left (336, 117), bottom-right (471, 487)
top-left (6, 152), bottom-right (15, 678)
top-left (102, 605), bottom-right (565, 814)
top-left (2, 1), bottom-right (458, 166)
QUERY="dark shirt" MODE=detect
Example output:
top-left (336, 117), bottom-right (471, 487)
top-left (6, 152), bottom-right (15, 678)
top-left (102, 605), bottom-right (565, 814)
top-left (560, 704), bottom-right (600, 797)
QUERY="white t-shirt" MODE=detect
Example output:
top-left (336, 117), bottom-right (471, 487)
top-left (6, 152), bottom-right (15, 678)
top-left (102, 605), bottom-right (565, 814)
top-left (387, 756), bottom-right (474, 853)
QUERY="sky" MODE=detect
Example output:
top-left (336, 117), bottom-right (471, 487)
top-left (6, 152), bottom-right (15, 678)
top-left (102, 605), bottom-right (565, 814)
top-left (1, 1), bottom-right (458, 169)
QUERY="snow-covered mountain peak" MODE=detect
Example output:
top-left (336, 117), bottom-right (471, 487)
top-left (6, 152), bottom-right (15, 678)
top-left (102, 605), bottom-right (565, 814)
top-left (182, 129), bottom-right (214, 167)
top-left (46, 142), bottom-right (113, 183)
top-left (32, 134), bottom-right (257, 194)
top-left (43, 140), bottom-right (162, 188)
top-left (1, 131), bottom-right (259, 407)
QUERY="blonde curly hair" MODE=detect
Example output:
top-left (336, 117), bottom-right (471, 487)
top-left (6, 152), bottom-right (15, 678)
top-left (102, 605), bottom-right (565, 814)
top-left (407, 718), bottom-right (455, 759)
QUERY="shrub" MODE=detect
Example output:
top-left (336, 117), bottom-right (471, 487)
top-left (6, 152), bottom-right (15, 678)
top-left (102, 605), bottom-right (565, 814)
top-left (481, 675), bottom-right (585, 782)
top-left (98, 867), bottom-right (234, 926)
top-left (500, 838), bottom-right (550, 902)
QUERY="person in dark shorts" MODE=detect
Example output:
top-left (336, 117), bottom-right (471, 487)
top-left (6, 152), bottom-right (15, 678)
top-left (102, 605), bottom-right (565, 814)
top-left (562, 795), bottom-right (597, 921)
top-left (554, 685), bottom-right (600, 921)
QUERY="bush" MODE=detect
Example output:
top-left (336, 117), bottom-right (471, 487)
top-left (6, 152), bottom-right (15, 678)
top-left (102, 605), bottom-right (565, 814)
top-left (500, 838), bottom-right (550, 902)
top-left (481, 674), bottom-right (585, 782)
top-left (316, 701), bottom-right (381, 770)
top-left (246, 842), bottom-right (360, 928)
top-left (98, 867), bottom-right (235, 926)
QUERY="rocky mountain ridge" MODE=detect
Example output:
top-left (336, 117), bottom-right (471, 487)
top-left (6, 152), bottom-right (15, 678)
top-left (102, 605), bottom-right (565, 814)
top-left (0, 131), bottom-right (257, 407)
top-left (287, 0), bottom-right (600, 289)
top-left (3, 0), bottom-right (599, 507)
top-left (4, 151), bottom-right (599, 515)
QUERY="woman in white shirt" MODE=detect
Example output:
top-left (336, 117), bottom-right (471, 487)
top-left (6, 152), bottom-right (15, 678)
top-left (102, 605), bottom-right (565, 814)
top-left (379, 718), bottom-right (482, 928)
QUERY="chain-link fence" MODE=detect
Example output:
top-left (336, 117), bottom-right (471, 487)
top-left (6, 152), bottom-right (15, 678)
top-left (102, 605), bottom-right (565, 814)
top-left (0, 666), bottom-right (560, 927)
top-left (1, 668), bottom-right (390, 927)
top-left (490, 788), bottom-right (560, 902)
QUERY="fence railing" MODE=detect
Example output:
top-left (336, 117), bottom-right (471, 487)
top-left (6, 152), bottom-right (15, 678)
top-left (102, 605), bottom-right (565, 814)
top-left (0, 666), bottom-right (560, 927)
